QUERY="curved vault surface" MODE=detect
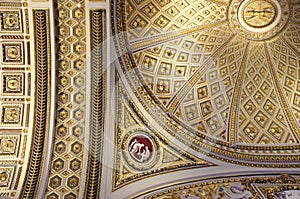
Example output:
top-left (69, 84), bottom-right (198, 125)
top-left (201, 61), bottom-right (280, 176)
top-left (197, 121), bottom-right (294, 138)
top-left (112, 0), bottom-right (300, 167)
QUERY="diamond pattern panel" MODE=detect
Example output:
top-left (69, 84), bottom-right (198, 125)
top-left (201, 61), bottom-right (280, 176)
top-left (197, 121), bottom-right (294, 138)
top-left (269, 39), bottom-right (300, 136)
top-left (115, 0), bottom-right (300, 168)
top-left (174, 38), bottom-right (247, 141)
top-left (216, 39), bottom-right (247, 102)
top-left (125, 0), bottom-right (227, 41)
top-left (176, 65), bottom-right (228, 139)
top-left (134, 23), bottom-right (233, 105)
top-left (238, 44), bottom-right (294, 144)
top-left (114, 79), bottom-right (213, 189)
top-left (291, 3), bottom-right (300, 21)
top-left (283, 24), bottom-right (300, 50)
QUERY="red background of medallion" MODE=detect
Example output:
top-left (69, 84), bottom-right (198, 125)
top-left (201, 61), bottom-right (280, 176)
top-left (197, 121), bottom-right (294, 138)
top-left (128, 136), bottom-right (153, 160)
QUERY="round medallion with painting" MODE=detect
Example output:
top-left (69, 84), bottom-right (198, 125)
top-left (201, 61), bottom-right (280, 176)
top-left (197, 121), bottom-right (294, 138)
top-left (113, 0), bottom-right (300, 166)
top-left (122, 131), bottom-right (159, 170)
top-left (128, 135), bottom-right (154, 163)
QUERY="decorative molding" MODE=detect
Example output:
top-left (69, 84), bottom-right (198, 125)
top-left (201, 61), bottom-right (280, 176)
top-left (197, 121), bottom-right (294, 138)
top-left (136, 174), bottom-right (300, 199)
top-left (113, 79), bottom-right (214, 190)
top-left (45, 0), bottom-right (87, 198)
top-left (84, 9), bottom-right (106, 199)
top-left (20, 9), bottom-right (50, 199)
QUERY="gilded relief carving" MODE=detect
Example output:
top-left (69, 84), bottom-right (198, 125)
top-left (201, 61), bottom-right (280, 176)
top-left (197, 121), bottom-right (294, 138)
top-left (0, 0), bottom-right (299, 198)
top-left (0, 1), bottom-right (45, 198)
top-left (2, 73), bottom-right (24, 95)
top-left (45, 0), bottom-right (87, 198)
top-left (112, 0), bottom-right (300, 166)
top-left (138, 174), bottom-right (300, 199)
top-left (1, 42), bottom-right (23, 64)
top-left (84, 9), bottom-right (106, 197)
top-left (114, 78), bottom-right (214, 189)
top-left (20, 8), bottom-right (51, 199)
top-left (0, 10), bottom-right (22, 32)
top-left (241, 0), bottom-right (277, 28)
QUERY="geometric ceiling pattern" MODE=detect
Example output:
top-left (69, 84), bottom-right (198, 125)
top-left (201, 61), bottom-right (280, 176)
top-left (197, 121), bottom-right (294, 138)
top-left (113, 78), bottom-right (215, 190)
top-left (0, 0), bottom-right (299, 198)
top-left (126, 0), bottom-right (300, 145)
top-left (114, 0), bottom-right (300, 166)
top-left (0, 1), bottom-right (36, 197)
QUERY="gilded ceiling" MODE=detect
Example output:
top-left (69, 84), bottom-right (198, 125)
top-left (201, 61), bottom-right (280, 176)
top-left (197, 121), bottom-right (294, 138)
top-left (0, 0), bottom-right (299, 198)
top-left (113, 0), bottom-right (300, 166)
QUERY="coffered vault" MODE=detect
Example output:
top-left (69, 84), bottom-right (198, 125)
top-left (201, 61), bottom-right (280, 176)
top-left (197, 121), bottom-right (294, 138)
top-left (0, 0), bottom-right (299, 198)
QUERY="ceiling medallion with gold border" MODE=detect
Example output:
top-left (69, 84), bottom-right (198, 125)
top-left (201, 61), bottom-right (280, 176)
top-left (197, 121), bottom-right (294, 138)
top-left (229, 0), bottom-right (289, 40)
top-left (122, 130), bottom-right (160, 171)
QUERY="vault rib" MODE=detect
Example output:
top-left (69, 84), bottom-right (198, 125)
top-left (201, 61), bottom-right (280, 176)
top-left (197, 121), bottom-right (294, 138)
top-left (227, 42), bottom-right (250, 144)
top-left (280, 35), bottom-right (300, 58)
top-left (264, 43), bottom-right (300, 143)
top-left (166, 34), bottom-right (236, 113)
top-left (205, 0), bottom-right (229, 6)
top-left (290, 20), bottom-right (300, 25)
top-left (290, 0), bottom-right (300, 5)
top-left (130, 20), bottom-right (227, 53)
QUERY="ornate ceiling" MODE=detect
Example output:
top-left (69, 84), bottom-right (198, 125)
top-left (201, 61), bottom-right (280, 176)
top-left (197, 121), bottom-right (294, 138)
top-left (0, 0), bottom-right (299, 198)
top-left (113, 0), bottom-right (300, 166)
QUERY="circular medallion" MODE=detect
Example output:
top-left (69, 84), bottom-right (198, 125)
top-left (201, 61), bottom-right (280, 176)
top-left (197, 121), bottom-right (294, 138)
top-left (122, 131), bottom-right (159, 171)
top-left (241, 0), bottom-right (278, 29)
top-left (229, 0), bottom-right (289, 40)
top-left (128, 136), bottom-right (153, 163)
